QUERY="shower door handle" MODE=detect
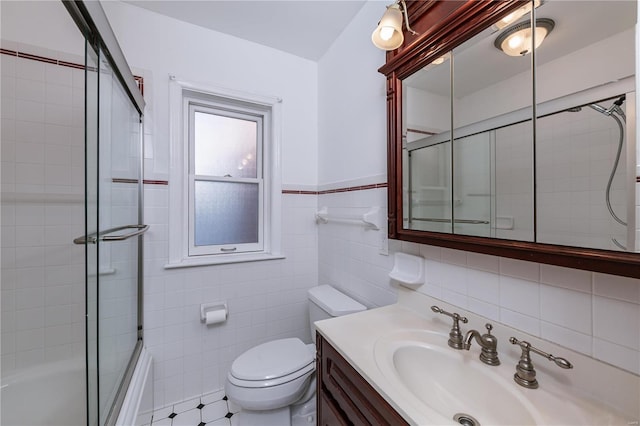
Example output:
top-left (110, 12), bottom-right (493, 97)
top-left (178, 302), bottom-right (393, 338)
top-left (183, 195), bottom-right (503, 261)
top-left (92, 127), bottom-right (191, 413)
top-left (73, 224), bottom-right (149, 244)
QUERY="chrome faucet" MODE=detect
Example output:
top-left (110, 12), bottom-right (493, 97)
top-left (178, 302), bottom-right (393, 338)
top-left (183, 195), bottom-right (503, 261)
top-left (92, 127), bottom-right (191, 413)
top-left (509, 337), bottom-right (573, 389)
top-left (463, 323), bottom-right (500, 366)
top-left (430, 306), bottom-right (468, 349)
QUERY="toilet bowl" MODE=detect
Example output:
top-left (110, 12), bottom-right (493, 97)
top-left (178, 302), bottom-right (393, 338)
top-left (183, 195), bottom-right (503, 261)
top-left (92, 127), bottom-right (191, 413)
top-left (225, 285), bottom-right (366, 426)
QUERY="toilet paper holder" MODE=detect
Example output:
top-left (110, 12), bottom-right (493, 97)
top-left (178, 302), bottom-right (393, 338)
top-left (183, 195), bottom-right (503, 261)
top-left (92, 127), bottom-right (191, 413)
top-left (200, 302), bottom-right (228, 323)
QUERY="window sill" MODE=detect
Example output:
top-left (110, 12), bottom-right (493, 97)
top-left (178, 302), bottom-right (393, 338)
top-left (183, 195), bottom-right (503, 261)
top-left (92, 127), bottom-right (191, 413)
top-left (164, 252), bottom-right (285, 269)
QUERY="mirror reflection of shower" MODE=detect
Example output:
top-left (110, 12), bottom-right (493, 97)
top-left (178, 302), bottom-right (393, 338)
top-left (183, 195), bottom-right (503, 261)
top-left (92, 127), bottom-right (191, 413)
top-left (564, 95), bottom-right (627, 250)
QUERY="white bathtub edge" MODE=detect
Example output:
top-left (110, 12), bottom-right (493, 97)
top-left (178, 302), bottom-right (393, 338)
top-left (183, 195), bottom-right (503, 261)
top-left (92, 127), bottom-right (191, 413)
top-left (115, 347), bottom-right (153, 426)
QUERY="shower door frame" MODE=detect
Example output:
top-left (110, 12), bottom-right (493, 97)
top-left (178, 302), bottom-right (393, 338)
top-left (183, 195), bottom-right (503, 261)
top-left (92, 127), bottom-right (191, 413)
top-left (62, 1), bottom-right (146, 425)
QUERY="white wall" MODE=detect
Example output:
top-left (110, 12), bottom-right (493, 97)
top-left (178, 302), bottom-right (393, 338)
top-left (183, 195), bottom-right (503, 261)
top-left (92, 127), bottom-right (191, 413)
top-left (102, 1), bottom-right (318, 186)
top-left (318, 0), bottom-right (640, 378)
top-left (0, 1), bottom-right (85, 58)
top-left (101, 1), bottom-right (320, 408)
top-left (318, 2), bottom-right (388, 186)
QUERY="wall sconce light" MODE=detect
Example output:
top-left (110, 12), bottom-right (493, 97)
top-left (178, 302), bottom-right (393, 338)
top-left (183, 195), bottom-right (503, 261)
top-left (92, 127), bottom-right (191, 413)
top-left (372, 0), bottom-right (417, 51)
top-left (494, 18), bottom-right (555, 57)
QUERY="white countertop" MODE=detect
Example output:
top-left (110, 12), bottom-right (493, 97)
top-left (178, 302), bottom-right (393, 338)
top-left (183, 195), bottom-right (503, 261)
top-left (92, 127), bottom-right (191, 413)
top-left (315, 287), bottom-right (639, 426)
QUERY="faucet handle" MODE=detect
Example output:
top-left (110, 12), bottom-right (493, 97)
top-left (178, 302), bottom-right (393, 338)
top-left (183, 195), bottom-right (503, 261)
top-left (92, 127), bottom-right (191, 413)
top-left (431, 306), bottom-right (468, 350)
top-left (509, 337), bottom-right (573, 389)
top-left (480, 323), bottom-right (500, 364)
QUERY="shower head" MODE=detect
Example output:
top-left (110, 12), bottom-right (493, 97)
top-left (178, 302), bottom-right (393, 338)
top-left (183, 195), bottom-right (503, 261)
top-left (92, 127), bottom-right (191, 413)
top-left (609, 95), bottom-right (626, 119)
top-left (589, 95), bottom-right (626, 119)
top-left (566, 106), bottom-right (582, 112)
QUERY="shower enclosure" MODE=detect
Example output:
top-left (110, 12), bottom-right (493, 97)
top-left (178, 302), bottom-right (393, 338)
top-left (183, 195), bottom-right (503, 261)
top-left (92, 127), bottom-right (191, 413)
top-left (1, 1), bottom-right (146, 425)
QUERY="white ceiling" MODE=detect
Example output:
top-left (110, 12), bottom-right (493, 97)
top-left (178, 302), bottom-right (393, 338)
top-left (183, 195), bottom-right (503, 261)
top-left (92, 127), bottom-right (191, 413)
top-left (124, 0), bottom-right (368, 61)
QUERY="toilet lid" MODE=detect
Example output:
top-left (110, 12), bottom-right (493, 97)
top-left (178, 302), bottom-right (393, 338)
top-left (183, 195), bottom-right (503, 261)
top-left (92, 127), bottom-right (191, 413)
top-left (230, 338), bottom-right (314, 381)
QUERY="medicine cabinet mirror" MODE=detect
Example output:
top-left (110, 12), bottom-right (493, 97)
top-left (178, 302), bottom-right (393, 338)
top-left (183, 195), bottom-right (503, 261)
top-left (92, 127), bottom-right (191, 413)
top-left (380, 0), bottom-right (640, 278)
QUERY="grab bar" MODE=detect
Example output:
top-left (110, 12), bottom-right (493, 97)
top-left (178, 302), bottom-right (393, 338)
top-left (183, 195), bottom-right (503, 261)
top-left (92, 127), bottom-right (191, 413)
top-left (73, 224), bottom-right (149, 244)
top-left (408, 218), bottom-right (490, 225)
top-left (316, 206), bottom-right (381, 230)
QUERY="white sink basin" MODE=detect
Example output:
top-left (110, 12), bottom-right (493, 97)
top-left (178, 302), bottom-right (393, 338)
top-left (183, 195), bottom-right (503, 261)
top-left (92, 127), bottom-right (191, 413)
top-left (374, 330), bottom-right (542, 425)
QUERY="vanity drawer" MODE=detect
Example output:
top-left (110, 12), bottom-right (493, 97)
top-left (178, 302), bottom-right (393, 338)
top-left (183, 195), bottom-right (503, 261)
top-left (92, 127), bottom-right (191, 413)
top-left (317, 334), bottom-right (408, 425)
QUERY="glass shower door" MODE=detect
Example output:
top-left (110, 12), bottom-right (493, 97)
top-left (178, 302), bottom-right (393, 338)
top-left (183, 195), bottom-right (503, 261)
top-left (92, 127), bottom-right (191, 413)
top-left (84, 46), bottom-right (144, 426)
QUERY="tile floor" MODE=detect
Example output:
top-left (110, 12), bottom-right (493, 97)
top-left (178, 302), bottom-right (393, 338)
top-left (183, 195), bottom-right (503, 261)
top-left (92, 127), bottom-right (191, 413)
top-left (137, 390), bottom-right (240, 426)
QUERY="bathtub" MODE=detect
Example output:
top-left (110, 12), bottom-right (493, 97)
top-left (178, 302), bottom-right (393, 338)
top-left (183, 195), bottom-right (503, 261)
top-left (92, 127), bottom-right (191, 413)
top-left (1, 358), bottom-right (86, 426)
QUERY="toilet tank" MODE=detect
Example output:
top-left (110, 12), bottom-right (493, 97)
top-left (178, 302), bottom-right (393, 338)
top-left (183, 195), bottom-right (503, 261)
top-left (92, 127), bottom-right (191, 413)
top-left (307, 285), bottom-right (366, 342)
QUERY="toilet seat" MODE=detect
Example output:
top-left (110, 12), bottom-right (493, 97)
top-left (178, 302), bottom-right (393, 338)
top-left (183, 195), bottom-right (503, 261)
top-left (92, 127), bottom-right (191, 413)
top-left (228, 338), bottom-right (315, 388)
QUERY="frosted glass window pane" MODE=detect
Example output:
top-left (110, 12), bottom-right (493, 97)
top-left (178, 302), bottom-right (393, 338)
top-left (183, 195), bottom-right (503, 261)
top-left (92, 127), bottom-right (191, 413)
top-left (194, 181), bottom-right (259, 246)
top-left (194, 111), bottom-right (258, 178)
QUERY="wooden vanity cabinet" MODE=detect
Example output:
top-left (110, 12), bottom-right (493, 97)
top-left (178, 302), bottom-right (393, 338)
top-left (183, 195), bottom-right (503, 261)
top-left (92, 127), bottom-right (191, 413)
top-left (316, 333), bottom-right (409, 426)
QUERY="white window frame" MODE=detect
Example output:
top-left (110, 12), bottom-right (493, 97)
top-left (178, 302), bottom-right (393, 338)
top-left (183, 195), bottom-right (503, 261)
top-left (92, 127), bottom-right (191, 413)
top-left (187, 103), bottom-right (264, 255)
top-left (166, 76), bottom-right (283, 268)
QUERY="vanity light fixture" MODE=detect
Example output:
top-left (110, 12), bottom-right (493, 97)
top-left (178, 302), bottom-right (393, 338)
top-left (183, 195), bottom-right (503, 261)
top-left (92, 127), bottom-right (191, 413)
top-left (493, 0), bottom-right (542, 30)
top-left (494, 18), bottom-right (555, 57)
top-left (372, 0), bottom-right (417, 51)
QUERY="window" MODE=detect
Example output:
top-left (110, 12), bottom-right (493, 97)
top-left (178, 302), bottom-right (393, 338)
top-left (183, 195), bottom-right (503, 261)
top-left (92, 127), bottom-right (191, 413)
top-left (167, 77), bottom-right (283, 267)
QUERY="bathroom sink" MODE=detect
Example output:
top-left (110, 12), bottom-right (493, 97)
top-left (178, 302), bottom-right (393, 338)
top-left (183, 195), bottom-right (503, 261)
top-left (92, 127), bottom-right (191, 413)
top-left (374, 330), bottom-right (542, 425)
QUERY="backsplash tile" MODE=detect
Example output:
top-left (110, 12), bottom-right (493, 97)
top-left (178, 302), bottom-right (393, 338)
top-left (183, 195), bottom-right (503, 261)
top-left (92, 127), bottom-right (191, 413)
top-left (540, 284), bottom-right (592, 334)
top-left (499, 308), bottom-right (541, 336)
top-left (499, 276), bottom-right (540, 318)
top-left (593, 296), bottom-right (640, 350)
top-left (540, 321), bottom-right (592, 355)
top-left (593, 273), bottom-right (640, 303)
top-left (499, 257), bottom-right (540, 282)
top-left (466, 252), bottom-right (500, 273)
top-left (593, 338), bottom-right (640, 375)
top-left (540, 264), bottom-right (592, 293)
top-left (467, 269), bottom-right (500, 304)
top-left (467, 297), bottom-right (500, 322)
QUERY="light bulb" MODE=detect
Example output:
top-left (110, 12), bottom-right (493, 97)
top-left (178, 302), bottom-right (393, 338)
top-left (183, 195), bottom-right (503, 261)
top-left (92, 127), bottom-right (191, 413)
top-left (379, 26), bottom-right (395, 41)
top-left (508, 35), bottom-right (523, 49)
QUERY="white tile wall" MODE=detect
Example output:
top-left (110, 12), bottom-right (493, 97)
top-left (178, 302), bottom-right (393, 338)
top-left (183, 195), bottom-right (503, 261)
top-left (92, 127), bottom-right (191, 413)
top-left (1, 50), bottom-right (85, 376)
top-left (318, 187), bottom-right (397, 308)
top-left (317, 183), bottom-right (640, 376)
top-left (142, 186), bottom-right (319, 408)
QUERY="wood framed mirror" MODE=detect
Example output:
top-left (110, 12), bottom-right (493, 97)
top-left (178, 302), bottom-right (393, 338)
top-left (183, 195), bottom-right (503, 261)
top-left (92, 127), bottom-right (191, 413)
top-left (379, 0), bottom-right (640, 278)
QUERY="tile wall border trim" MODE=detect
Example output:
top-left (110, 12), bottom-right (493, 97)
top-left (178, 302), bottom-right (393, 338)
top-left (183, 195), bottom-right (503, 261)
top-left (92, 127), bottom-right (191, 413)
top-left (1, 47), bottom-right (144, 96)
top-left (113, 178), bottom-right (168, 185)
top-left (282, 182), bottom-right (387, 195)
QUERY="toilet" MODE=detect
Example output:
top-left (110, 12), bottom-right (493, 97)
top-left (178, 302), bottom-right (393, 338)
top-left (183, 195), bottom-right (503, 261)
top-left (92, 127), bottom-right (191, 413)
top-left (225, 285), bottom-right (366, 426)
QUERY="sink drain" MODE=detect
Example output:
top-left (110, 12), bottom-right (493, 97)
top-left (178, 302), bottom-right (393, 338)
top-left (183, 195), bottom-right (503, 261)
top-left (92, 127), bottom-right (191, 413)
top-left (453, 413), bottom-right (480, 426)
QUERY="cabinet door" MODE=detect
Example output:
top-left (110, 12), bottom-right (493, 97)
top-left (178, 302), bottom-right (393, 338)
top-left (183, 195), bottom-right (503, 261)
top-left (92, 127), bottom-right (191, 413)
top-left (317, 335), bottom-right (409, 425)
top-left (318, 392), bottom-right (349, 426)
